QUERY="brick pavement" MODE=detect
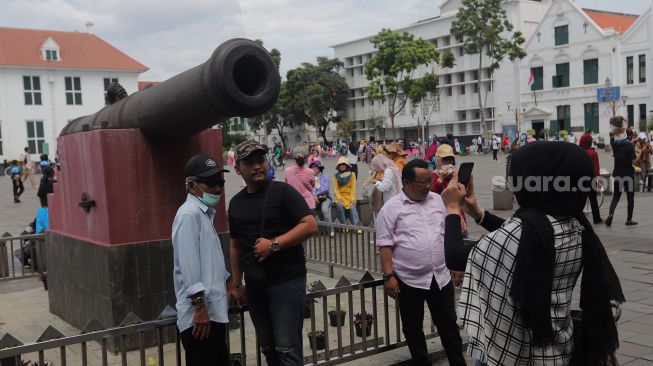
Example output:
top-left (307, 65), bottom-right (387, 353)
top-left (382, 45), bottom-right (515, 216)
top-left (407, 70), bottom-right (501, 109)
top-left (1, 150), bottom-right (653, 365)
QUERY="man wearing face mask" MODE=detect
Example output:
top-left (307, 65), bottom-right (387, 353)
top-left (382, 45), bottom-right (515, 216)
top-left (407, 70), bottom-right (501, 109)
top-left (172, 154), bottom-right (231, 366)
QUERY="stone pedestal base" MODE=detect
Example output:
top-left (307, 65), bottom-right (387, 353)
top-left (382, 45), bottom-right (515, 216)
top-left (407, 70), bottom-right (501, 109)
top-left (46, 232), bottom-right (176, 350)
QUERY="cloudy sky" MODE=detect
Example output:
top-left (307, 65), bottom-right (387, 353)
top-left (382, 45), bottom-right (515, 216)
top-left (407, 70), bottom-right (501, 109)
top-left (1, 0), bottom-right (651, 81)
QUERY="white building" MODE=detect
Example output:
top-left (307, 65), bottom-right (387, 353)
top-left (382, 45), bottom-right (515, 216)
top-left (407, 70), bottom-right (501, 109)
top-left (519, 0), bottom-right (642, 140)
top-left (0, 26), bottom-right (147, 161)
top-left (332, 0), bottom-right (552, 144)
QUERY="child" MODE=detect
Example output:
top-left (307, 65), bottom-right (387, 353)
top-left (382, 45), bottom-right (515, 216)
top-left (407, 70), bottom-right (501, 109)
top-left (10, 160), bottom-right (24, 203)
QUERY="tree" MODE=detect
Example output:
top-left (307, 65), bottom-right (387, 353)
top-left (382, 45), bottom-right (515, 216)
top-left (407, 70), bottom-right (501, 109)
top-left (336, 119), bottom-right (356, 141)
top-left (248, 81), bottom-right (294, 148)
top-left (284, 57), bottom-right (350, 146)
top-left (365, 29), bottom-right (448, 138)
top-left (451, 0), bottom-right (526, 138)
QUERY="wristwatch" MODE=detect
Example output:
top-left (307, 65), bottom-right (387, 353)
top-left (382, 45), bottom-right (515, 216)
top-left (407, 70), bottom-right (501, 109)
top-left (270, 238), bottom-right (281, 252)
top-left (382, 272), bottom-right (395, 282)
top-left (191, 296), bottom-right (205, 307)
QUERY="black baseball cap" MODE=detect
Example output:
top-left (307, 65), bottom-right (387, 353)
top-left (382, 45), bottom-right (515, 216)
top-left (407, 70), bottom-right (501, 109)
top-left (185, 154), bottom-right (229, 178)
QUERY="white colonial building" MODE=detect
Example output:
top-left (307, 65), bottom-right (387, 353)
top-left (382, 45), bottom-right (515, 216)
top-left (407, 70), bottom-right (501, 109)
top-left (519, 0), bottom-right (644, 141)
top-left (332, 0), bottom-right (552, 144)
top-left (0, 26), bottom-right (147, 161)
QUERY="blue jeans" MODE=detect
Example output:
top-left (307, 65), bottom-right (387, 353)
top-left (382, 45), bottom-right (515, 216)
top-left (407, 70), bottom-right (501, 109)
top-left (246, 275), bottom-right (306, 366)
top-left (475, 361), bottom-right (487, 366)
top-left (336, 204), bottom-right (361, 226)
top-left (316, 198), bottom-right (334, 233)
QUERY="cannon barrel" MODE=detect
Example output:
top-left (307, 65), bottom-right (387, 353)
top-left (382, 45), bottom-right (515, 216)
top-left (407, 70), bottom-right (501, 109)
top-left (60, 38), bottom-right (280, 142)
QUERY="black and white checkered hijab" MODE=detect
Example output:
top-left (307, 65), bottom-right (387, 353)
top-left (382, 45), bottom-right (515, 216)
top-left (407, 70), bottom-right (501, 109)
top-left (508, 142), bottom-right (624, 365)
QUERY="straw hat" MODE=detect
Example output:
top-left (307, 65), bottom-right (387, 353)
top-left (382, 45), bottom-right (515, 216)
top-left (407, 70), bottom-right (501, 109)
top-left (336, 157), bottom-right (351, 168)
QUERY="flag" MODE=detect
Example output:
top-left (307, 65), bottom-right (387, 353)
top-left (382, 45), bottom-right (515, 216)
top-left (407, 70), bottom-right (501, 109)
top-left (528, 69), bottom-right (534, 87)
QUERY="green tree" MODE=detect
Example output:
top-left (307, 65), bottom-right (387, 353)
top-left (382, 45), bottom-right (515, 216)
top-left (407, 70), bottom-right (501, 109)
top-left (336, 119), bottom-right (356, 141)
top-left (365, 29), bottom-right (448, 138)
top-left (451, 0), bottom-right (526, 137)
top-left (284, 57), bottom-right (350, 146)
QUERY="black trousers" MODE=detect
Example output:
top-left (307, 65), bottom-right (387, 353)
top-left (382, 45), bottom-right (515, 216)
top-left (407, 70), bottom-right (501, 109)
top-left (350, 164), bottom-right (358, 179)
top-left (588, 189), bottom-right (602, 223)
top-left (179, 321), bottom-right (228, 366)
top-left (492, 149), bottom-right (498, 160)
top-left (397, 277), bottom-right (466, 366)
top-left (609, 177), bottom-right (635, 221)
top-left (12, 179), bottom-right (24, 198)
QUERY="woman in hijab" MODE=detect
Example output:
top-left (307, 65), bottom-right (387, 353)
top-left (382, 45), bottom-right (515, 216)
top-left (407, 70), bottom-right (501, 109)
top-left (580, 133), bottom-right (603, 224)
top-left (368, 154), bottom-right (402, 209)
top-left (425, 138), bottom-right (439, 169)
top-left (441, 142), bottom-right (624, 366)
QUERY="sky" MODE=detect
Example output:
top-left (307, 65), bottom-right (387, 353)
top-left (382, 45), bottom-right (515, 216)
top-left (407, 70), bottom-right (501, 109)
top-left (1, 0), bottom-right (651, 81)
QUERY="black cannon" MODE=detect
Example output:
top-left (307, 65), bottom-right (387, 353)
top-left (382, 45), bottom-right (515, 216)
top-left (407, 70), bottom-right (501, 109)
top-left (60, 38), bottom-right (280, 142)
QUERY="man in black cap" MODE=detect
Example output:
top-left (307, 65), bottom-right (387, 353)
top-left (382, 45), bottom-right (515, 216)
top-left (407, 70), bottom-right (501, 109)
top-left (228, 140), bottom-right (318, 366)
top-left (172, 154), bottom-right (231, 366)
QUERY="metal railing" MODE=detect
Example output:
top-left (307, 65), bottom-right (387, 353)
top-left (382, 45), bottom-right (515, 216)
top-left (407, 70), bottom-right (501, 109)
top-left (305, 222), bottom-right (380, 276)
top-left (0, 232), bottom-right (46, 280)
top-left (0, 273), bottom-right (447, 366)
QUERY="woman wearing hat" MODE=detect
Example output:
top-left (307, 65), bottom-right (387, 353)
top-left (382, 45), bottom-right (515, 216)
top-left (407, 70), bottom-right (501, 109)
top-left (311, 161), bottom-right (335, 237)
top-left (333, 157), bottom-right (363, 228)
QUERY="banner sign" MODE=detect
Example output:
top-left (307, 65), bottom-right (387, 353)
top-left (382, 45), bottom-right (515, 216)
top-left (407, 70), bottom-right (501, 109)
top-left (596, 87), bottom-right (621, 102)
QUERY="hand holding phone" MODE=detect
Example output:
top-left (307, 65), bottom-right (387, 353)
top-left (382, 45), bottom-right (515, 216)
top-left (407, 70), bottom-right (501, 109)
top-left (457, 162), bottom-right (474, 187)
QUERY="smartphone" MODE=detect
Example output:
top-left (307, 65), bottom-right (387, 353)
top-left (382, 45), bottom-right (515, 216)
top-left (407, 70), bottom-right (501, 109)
top-left (457, 162), bottom-right (474, 187)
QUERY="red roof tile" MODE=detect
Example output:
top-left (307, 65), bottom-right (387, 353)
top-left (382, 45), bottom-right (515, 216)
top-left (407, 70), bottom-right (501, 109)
top-left (0, 27), bottom-right (148, 72)
top-left (583, 9), bottom-right (639, 34)
top-left (138, 81), bottom-right (160, 91)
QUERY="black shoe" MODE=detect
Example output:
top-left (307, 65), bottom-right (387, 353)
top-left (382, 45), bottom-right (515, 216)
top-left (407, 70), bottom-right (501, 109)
top-left (593, 218), bottom-right (604, 224)
top-left (605, 215), bottom-right (613, 226)
top-left (625, 220), bottom-right (638, 226)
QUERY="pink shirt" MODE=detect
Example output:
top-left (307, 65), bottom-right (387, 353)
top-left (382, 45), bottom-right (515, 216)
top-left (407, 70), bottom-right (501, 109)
top-left (284, 165), bottom-right (316, 209)
top-left (375, 191), bottom-right (451, 290)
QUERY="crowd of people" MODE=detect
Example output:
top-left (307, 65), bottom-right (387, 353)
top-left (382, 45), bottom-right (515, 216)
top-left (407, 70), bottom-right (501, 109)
top-left (172, 116), bottom-right (652, 365)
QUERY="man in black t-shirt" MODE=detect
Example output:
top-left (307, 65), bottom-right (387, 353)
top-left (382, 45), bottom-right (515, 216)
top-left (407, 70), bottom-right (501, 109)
top-left (606, 116), bottom-right (637, 226)
top-left (228, 140), bottom-right (317, 366)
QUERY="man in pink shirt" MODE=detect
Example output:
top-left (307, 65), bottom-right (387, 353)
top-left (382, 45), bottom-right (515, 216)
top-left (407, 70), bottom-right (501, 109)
top-left (284, 148), bottom-right (316, 212)
top-left (376, 159), bottom-right (465, 366)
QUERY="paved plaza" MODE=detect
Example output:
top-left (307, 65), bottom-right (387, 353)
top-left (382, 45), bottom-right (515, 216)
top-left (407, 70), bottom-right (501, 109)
top-left (1, 149), bottom-right (653, 365)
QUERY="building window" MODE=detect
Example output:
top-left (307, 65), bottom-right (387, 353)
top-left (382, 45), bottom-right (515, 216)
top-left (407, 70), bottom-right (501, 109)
top-left (531, 67), bottom-right (543, 90)
top-left (460, 111), bottom-right (467, 121)
top-left (26, 120), bottom-right (45, 154)
top-left (584, 103), bottom-right (599, 132)
top-left (627, 56), bottom-right (634, 84)
top-left (460, 85), bottom-right (466, 95)
top-left (627, 105), bottom-right (634, 127)
top-left (556, 105), bottom-right (570, 132)
top-left (447, 87), bottom-right (452, 96)
top-left (45, 49), bottom-right (59, 61)
top-left (446, 123), bottom-right (454, 134)
top-left (0, 122), bottom-right (3, 156)
top-left (473, 83), bottom-right (478, 93)
top-left (445, 74), bottom-right (452, 85)
top-left (553, 63), bottom-right (570, 88)
top-left (554, 25), bottom-right (569, 45)
top-left (459, 72), bottom-right (465, 83)
top-left (639, 54), bottom-right (646, 83)
top-left (639, 104), bottom-right (647, 127)
top-left (458, 47), bottom-right (464, 56)
top-left (65, 77), bottom-right (82, 105)
top-left (583, 59), bottom-right (598, 85)
top-left (458, 123), bottom-right (467, 134)
top-left (348, 69), bottom-right (354, 77)
top-left (472, 70), bottom-right (479, 80)
top-left (103, 78), bottom-right (119, 105)
top-left (472, 122), bottom-right (481, 134)
top-left (23, 76), bottom-right (42, 105)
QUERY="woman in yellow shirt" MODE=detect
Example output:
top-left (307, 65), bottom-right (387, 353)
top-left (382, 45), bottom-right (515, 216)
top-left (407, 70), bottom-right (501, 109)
top-left (333, 157), bottom-right (362, 227)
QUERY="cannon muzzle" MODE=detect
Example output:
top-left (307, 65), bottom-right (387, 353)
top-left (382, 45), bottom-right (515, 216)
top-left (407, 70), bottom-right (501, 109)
top-left (60, 38), bottom-right (280, 142)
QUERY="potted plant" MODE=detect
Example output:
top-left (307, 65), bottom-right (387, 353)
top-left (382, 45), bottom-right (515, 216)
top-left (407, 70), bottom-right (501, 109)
top-left (559, 129), bottom-right (569, 141)
top-left (328, 307), bottom-right (346, 327)
top-left (354, 312), bottom-right (374, 337)
top-left (307, 330), bottom-right (326, 350)
top-left (526, 128), bottom-right (536, 138)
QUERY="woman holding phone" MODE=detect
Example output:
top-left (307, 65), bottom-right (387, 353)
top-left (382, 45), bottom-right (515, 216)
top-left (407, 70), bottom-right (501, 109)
top-left (440, 142), bottom-right (624, 366)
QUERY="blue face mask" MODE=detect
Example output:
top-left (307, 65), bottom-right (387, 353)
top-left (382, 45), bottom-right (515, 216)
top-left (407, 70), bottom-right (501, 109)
top-left (196, 184), bottom-right (222, 207)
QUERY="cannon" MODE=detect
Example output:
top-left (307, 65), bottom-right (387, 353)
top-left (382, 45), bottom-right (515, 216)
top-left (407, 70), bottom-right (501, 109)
top-left (61, 38), bottom-right (280, 142)
top-left (47, 39), bottom-right (279, 349)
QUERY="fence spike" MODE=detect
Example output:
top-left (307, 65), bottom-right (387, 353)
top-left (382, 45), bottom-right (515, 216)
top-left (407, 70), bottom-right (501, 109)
top-left (81, 318), bottom-right (105, 334)
top-left (309, 280), bottom-right (328, 292)
top-left (359, 271), bottom-right (375, 283)
top-left (1, 232), bottom-right (11, 238)
top-left (119, 312), bottom-right (143, 327)
top-left (0, 332), bottom-right (22, 349)
top-left (20, 230), bottom-right (30, 236)
top-left (37, 325), bottom-right (65, 342)
top-left (157, 305), bottom-right (177, 320)
top-left (335, 276), bottom-right (352, 288)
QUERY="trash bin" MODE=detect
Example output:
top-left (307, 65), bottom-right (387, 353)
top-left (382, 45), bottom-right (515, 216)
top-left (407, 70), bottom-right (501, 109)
top-left (493, 176), bottom-right (514, 210)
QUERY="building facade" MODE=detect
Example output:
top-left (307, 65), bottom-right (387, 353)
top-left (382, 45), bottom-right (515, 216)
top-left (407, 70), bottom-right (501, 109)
top-left (332, 0), bottom-right (552, 144)
top-left (0, 27), bottom-right (147, 161)
top-left (519, 0), bottom-right (643, 141)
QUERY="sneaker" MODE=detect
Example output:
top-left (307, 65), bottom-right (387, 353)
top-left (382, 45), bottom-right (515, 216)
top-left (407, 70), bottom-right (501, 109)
top-left (605, 215), bottom-right (613, 227)
top-left (329, 232), bottom-right (335, 238)
top-left (625, 220), bottom-right (638, 226)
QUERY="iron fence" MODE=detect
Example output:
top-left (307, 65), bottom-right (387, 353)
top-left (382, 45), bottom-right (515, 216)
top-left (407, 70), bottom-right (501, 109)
top-left (0, 232), bottom-right (46, 280)
top-left (305, 222), bottom-right (380, 276)
top-left (0, 272), bottom-right (448, 366)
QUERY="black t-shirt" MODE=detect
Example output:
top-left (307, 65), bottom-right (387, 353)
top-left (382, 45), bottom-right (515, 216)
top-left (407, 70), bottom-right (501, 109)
top-left (611, 138), bottom-right (636, 177)
top-left (228, 181), bottom-right (311, 285)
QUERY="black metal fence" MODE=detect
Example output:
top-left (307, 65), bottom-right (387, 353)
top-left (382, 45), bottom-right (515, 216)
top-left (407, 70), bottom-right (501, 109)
top-left (0, 232), bottom-right (46, 280)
